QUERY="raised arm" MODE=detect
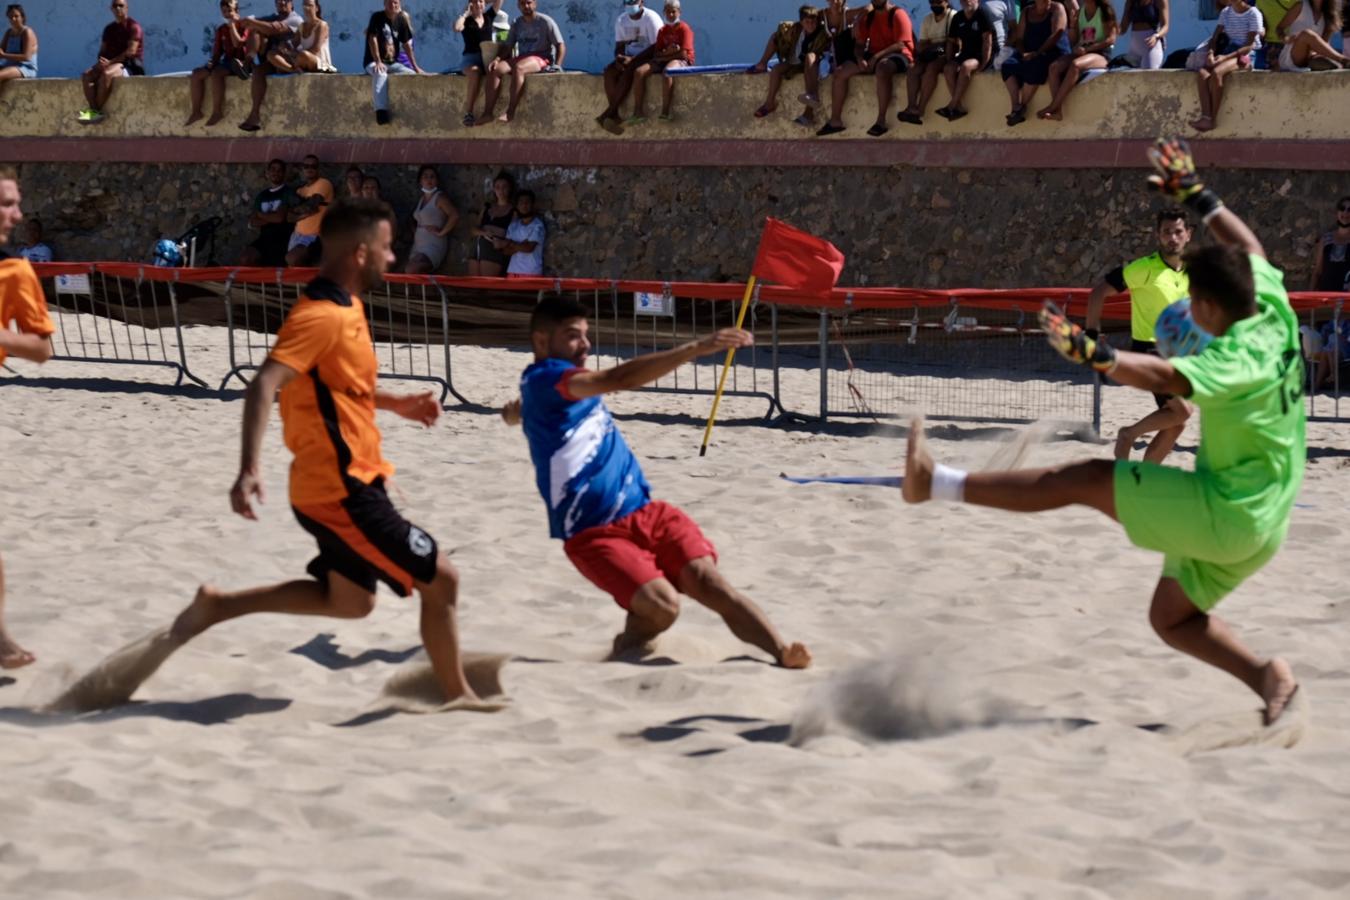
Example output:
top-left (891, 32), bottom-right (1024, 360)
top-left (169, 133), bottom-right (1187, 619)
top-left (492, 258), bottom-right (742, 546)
top-left (566, 329), bottom-right (752, 398)
top-left (1148, 136), bottom-right (1264, 258)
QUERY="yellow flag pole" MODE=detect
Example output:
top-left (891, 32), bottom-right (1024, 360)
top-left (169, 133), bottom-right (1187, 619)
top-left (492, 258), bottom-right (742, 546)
top-left (698, 276), bottom-right (758, 457)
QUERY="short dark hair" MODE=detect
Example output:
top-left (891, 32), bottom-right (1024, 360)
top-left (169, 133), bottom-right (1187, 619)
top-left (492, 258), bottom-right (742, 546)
top-left (7, 4), bottom-right (26, 23)
top-left (493, 170), bottom-right (516, 190)
top-left (302, 154), bottom-right (319, 164)
top-left (267, 158), bottom-right (286, 170)
top-left (362, 175), bottom-right (381, 189)
top-left (345, 164), bottom-right (363, 176)
top-left (1183, 244), bottom-right (1255, 318)
top-left (320, 197), bottom-right (394, 244)
top-left (530, 294), bottom-right (588, 334)
top-left (517, 188), bottom-right (536, 203)
top-left (417, 164), bottom-right (438, 180)
top-left (1156, 207), bottom-right (1189, 229)
top-left (798, 4), bottom-right (820, 20)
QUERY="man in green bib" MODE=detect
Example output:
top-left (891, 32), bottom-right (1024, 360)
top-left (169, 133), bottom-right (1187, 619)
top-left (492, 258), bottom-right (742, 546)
top-left (1086, 208), bottom-right (1193, 462)
top-left (903, 138), bottom-right (1303, 725)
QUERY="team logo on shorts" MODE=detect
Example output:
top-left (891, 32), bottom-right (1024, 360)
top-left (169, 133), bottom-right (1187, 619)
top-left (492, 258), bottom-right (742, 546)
top-left (407, 526), bottom-right (434, 558)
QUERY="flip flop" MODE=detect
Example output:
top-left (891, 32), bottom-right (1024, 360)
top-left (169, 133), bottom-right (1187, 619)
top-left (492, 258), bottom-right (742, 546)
top-left (947, 108), bottom-right (968, 121)
top-left (792, 114), bottom-right (814, 127)
top-left (239, 122), bottom-right (261, 132)
top-left (1006, 108), bottom-right (1026, 126)
top-left (754, 105), bottom-right (773, 118)
top-left (815, 123), bottom-right (846, 136)
top-left (866, 123), bottom-right (889, 137)
top-left (463, 113), bottom-right (476, 127)
top-left (935, 106), bottom-right (953, 119)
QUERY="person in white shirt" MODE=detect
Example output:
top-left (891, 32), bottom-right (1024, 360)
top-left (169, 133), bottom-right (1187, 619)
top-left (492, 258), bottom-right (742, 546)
top-left (1192, 0), bottom-right (1263, 132)
top-left (497, 190), bottom-right (546, 277)
top-left (597, 0), bottom-right (663, 134)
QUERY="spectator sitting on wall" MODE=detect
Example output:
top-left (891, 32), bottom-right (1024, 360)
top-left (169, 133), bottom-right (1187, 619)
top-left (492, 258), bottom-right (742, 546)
top-left (1255, 0), bottom-right (1296, 69)
top-left (498, 189), bottom-right (545, 277)
top-left (361, 174), bottom-right (383, 200)
top-left (239, 158), bottom-right (298, 267)
top-left (982, 0), bottom-right (1019, 68)
top-left (341, 165), bottom-right (365, 200)
top-left (1274, 0), bottom-right (1348, 70)
top-left (405, 165), bottom-right (459, 274)
top-left (1191, 0), bottom-right (1262, 132)
top-left (628, 0), bottom-right (694, 123)
top-left (1037, 0), bottom-right (1118, 120)
top-left (79, 0), bottom-right (144, 125)
top-left (816, 0), bottom-right (914, 137)
top-left (457, 0), bottom-right (508, 127)
top-left (999, 0), bottom-right (1068, 125)
top-left (596, 0), bottom-right (663, 134)
top-left (0, 4), bottom-right (38, 91)
top-left (469, 170), bottom-right (515, 276)
top-left (897, 0), bottom-right (955, 125)
top-left (16, 218), bottom-right (52, 263)
top-left (237, 0), bottom-right (304, 132)
top-left (936, 0), bottom-right (997, 121)
top-left (478, 0), bottom-right (566, 125)
top-left (748, 6), bottom-right (830, 128)
top-left (186, 0), bottom-right (250, 127)
top-left (268, 0), bottom-right (334, 74)
top-left (285, 154), bottom-right (333, 267)
top-left (1119, 0), bottom-right (1168, 68)
top-left (365, 0), bottom-right (424, 126)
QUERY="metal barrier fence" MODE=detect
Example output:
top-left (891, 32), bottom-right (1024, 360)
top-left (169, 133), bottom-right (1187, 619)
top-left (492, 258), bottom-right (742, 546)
top-left (25, 265), bottom-right (1350, 430)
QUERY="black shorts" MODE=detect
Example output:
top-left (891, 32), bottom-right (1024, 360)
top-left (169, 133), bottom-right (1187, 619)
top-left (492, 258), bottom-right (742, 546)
top-left (1131, 339), bottom-right (1172, 409)
top-left (293, 478), bottom-right (439, 597)
top-left (870, 52), bottom-right (910, 74)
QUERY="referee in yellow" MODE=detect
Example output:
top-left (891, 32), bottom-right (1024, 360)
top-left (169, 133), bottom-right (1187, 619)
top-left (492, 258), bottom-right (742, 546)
top-left (1086, 207), bottom-right (1194, 462)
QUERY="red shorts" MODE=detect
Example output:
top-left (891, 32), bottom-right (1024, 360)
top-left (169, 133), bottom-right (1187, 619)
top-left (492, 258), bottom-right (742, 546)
top-left (563, 501), bottom-right (717, 609)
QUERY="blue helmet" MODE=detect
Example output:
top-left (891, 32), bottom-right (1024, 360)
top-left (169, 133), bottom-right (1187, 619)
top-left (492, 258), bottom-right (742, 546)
top-left (1154, 297), bottom-right (1213, 359)
top-left (152, 238), bottom-right (184, 268)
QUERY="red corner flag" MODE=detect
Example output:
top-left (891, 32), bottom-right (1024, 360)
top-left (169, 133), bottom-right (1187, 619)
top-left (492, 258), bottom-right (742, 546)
top-left (750, 217), bottom-right (845, 297)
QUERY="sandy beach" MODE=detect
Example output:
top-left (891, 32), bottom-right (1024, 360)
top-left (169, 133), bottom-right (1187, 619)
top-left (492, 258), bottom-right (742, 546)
top-left (1, 325), bottom-right (1348, 899)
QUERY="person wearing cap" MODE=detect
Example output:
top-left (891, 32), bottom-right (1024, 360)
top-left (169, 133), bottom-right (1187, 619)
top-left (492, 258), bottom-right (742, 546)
top-left (597, 0), bottom-right (663, 134)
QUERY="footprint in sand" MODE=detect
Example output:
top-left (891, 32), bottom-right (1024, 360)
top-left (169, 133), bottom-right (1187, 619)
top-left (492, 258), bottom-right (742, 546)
top-left (370, 651), bottom-right (512, 714)
top-left (1160, 689), bottom-right (1309, 755)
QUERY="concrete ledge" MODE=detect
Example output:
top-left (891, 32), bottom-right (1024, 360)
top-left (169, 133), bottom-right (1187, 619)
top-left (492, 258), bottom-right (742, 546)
top-left (2, 70), bottom-right (1349, 166)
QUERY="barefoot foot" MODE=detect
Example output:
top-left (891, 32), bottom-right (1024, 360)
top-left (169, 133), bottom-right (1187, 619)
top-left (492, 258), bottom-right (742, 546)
top-left (901, 417), bottom-right (934, 503)
top-left (1260, 657), bottom-right (1298, 725)
top-left (205, 112), bottom-right (224, 126)
top-left (170, 585), bottom-right (222, 644)
top-left (0, 633), bottom-right (35, 669)
top-left (778, 641), bottom-right (812, 669)
top-left (496, 112), bottom-right (512, 124)
top-left (184, 111), bottom-right (204, 126)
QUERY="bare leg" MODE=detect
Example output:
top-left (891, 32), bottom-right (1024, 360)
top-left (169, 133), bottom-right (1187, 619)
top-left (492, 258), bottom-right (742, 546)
top-left (82, 68), bottom-right (97, 107)
top-left (916, 61), bottom-right (942, 114)
top-left (241, 63), bottom-right (270, 128)
top-left (825, 62), bottom-right (857, 126)
top-left (0, 552), bottom-right (35, 669)
top-left (610, 578), bottom-right (681, 658)
top-left (502, 56), bottom-right (544, 121)
top-left (186, 68), bottom-right (208, 124)
top-left (1114, 397), bottom-right (1192, 461)
top-left (631, 63), bottom-right (652, 118)
top-left (1290, 28), bottom-right (1350, 67)
top-left (414, 555), bottom-right (478, 703)
top-left (762, 66), bottom-right (785, 111)
top-left (94, 68), bottom-right (118, 110)
top-left (170, 572), bottom-right (378, 643)
top-left (677, 557), bottom-right (812, 668)
top-left (872, 60), bottom-right (896, 127)
top-left (479, 60), bottom-right (508, 121)
top-left (902, 417), bottom-right (1117, 518)
top-left (465, 66), bottom-right (483, 117)
top-left (1148, 577), bottom-right (1298, 724)
top-left (207, 67), bottom-right (229, 124)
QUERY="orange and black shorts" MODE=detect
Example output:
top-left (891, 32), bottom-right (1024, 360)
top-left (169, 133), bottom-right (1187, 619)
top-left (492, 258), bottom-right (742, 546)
top-left (292, 478), bottom-right (438, 597)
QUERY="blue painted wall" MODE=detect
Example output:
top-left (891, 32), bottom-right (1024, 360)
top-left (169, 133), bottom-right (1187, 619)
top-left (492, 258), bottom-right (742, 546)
top-left (21, 0), bottom-right (1220, 79)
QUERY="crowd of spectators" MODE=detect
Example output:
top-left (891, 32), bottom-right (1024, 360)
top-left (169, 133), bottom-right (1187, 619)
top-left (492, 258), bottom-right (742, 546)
top-left (225, 157), bottom-right (544, 276)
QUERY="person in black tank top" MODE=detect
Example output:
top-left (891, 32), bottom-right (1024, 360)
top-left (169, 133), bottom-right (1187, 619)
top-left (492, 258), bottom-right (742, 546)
top-left (1311, 195), bottom-right (1350, 293)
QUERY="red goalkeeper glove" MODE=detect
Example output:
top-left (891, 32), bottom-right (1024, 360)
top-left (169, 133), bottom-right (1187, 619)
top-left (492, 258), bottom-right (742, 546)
top-left (1039, 301), bottom-right (1118, 374)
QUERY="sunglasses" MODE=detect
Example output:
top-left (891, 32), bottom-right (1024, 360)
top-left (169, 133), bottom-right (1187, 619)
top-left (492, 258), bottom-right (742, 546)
top-left (1339, 205), bottom-right (1350, 213)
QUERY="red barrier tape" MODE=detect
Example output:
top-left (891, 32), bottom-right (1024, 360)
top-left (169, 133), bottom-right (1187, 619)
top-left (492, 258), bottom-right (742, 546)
top-left (33, 263), bottom-right (1347, 319)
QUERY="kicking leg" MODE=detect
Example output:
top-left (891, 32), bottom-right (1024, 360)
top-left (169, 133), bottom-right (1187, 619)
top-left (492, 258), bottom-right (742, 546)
top-left (610, 578), bottom-right (681, 658)
top-left (170, 570), bottom-right (377, 643)
top-left (902, 417), bottom-right (1117, 518)
top-left (677, 557), bottom-right (811, 668)
top-left (1148, 576), bottom-right (1298, 724)
top-left (0, 551), bottom-right (35, 669)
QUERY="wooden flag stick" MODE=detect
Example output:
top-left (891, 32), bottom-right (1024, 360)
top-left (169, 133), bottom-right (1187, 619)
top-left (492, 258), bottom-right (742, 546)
top-left (698, 277), bottom-right (757, 457)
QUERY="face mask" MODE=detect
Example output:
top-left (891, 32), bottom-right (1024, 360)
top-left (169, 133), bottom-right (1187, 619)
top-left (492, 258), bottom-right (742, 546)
top-left (666, 13), bottom-right (680, 23)
top-left (421, 186), bottom-right (437, 194)
top-left (624, 3), bottom-right (640, 13)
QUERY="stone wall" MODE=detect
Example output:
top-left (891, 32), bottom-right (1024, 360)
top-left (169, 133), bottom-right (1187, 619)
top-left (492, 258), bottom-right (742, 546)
top-left (15, 160), bottom-right (1346, 289)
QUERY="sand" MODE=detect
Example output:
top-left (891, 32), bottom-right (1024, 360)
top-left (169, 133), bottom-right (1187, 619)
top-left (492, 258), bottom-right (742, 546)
top-left (2, 324), bottom-right (1349, 899)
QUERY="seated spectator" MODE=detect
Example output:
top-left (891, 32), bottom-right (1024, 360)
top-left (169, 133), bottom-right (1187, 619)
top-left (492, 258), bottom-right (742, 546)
top-left (478, 0), bottom-right (566, 125)
top-left (78, 0), bottom-right (144, 125)
top-left (816, 0), bottom-right (914, 137)
top-left (596, 0), bottom-right (662, 134)
top-left (457, 0), bottom-right (508, 126)
top-left (268, 0), bottom-right (333, 74)
top-left (405, 165), bottom-right (459, 274)
top-left (0, 4), bottom-right (38, 90)
top-left (999, 0), bottom-right (1068, 125)
top-left (340, 165), bottom-right (365, 200)
top-left (748, 6), bottom-right (830, 128)
top-left (1119, 0), bottom-right (1168, 68)
top-left (186, 1), bottom-right (250, 127)
top-left (1038, 0), bottom-right (1118, 120)
top-left (285, 154), bottom-right (333, 267)
top-left (16, 218), bottom-right (52, 263)
top-left (468, 170), bottom-right (516, 276)
top-left (1256, 0), bottom-right (1296, 69)
top-left (239, 158), bottom-right (298, 267)
top-left (898, 0), bottom-right (956, 124)
top-left (1274, 0), bottom-right (1348, 70)
top-left (937, 0), bottom-right (998, 121)
top-left (1311, 195), bottom-right (1350, 292)
top-left (238, 0), bottom-right (304, 132)
top-left (498, 189), bottom-right (545, 277)
top-left (983, 0), bottom-right (1019, 68)
top-left (365, 0), bottom-right (424, 126)
top-left (629, 0), bottom-right (694, 122)
top-left (361, 174), bottom-right (383, 200)
top-left (1308, 318), bottom-right (1350, 391)
top-left (1191, 0), bottom-right (1262, 132)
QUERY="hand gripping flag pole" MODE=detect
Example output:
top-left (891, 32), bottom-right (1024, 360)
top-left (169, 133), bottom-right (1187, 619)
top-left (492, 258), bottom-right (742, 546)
top-left (698, 218), bottom-right (844, 456)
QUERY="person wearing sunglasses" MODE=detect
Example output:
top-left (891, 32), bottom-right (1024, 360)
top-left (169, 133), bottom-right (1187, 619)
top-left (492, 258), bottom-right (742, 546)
top-left (78, 0), bottom-right (144, 124)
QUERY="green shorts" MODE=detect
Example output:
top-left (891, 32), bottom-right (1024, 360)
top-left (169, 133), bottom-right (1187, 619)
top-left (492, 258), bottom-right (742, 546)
top-left (1113, 461), bottom-right (1288, 611)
